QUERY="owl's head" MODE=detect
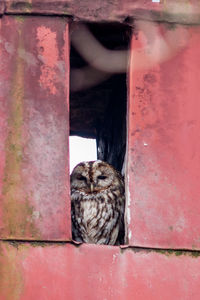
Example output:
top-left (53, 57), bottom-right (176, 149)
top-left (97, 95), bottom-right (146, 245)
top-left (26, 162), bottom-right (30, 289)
top-left (70, 160), bottom-right (122, 193)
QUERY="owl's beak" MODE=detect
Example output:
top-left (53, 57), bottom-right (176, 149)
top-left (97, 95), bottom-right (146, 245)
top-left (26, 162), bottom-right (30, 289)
top-left (90, 183), bottom-right (94, 192)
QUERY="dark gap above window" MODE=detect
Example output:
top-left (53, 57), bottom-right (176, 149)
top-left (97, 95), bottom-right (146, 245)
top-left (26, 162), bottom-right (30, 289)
top-left (70, 22), bottom-right (131, 173)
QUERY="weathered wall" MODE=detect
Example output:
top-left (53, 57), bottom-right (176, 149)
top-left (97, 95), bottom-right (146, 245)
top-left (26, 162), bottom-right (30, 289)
top-left (1, 242), bottom-right (200, 300)
top-left (1, 0), bottom-right (200, 24)
top-left (1, 1), bottom-right (200, 299)
top-left (127, 24), bottom-right (200, 249)
top-left (0, 15), bottom-right (71, 240)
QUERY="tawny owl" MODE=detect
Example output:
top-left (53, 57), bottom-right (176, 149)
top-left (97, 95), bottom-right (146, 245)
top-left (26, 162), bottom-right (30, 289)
top-left (71, 160), bottom-right (125, 245)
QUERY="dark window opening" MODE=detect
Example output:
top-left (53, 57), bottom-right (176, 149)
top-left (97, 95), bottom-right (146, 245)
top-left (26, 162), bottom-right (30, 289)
top-left (70, 22), bottom-right (131, 173)
top-left (70, 22), bottom-right (131, 245)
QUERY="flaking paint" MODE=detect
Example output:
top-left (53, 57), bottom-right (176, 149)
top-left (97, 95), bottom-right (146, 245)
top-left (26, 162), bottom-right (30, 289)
top-left (37, 26), bottom-right (59, 95)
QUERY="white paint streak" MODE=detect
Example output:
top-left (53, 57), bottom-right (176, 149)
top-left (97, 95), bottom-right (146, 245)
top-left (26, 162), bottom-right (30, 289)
top-left (126, 173), bottom-right (132, 241)
top-left (32, 211), bottom-right (40, 220)
top-left (37, 54), bottom-right (45, 63)
top-left (112, 254), bottom-right (118, 263)
top-left (5, 42), bottom-right (14, 55)
top-left (0, 38), bottom-right (15, 55)
top-left (57, 60), bottom-right (66, 74)
top-left (126, 173), bottom-right (131, 225)
top-left (18, 48), bottom-right (38, 67)
top-left (174, 215), bottom-right (186, 232)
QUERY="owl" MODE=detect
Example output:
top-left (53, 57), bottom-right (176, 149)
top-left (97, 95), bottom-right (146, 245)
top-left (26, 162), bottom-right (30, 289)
top-left (71, 160), bottom-right (125, 245)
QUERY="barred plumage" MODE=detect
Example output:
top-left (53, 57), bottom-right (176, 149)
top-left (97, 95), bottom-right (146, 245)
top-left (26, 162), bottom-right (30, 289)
top-left (71, 160), bottom-right (125, 245)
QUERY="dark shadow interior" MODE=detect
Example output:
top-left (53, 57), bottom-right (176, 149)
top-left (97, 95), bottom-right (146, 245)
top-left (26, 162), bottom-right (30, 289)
top-left (70, 23), bottom-right (131, 173)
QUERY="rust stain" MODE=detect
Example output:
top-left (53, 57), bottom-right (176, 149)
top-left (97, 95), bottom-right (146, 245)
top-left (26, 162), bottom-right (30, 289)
top-left (0, 243), bottom-right (24, 300)
top-left (37, 26), bottom-right (59, 95)
top-left (1, 20), bottom-right (40, 239)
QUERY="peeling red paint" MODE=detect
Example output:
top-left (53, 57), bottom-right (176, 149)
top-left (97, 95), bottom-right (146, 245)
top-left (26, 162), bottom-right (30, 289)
top-left (37, 26), bottom-right (59, 95)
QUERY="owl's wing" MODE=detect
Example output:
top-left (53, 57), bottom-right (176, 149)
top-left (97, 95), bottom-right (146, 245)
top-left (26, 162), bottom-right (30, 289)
top-left (72, 222), bottom-right (83, 243)
top-left (115, 213), bottom-right (125, 245)
top-left (116, 177), bottom-right (125, 245)
top-left (71, 201), bottom-right (84, 243)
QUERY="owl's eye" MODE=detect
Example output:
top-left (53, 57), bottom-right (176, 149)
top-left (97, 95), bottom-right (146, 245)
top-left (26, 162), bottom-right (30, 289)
top-left (97, 175), bottom-right (107, 180)
top-left (77, 175), bottom-right (86, 181)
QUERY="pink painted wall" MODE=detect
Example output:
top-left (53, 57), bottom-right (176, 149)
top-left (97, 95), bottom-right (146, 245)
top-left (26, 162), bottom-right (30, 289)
top-left (0, 5), bottom-right (200, 300)
top-left (1, 242), bottom-right (200, 300)
top-left (0, 15), bottom-right (71, 240)
top-left (127, 25), bottom-right (200, 250)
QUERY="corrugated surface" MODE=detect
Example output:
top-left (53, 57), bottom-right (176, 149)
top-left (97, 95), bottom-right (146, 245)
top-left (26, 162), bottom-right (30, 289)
top-left (1, 242), bottom-right (200, 300)
top-left (127, 25), bottom-right (200, 249)
top-left (1, 0), bottom-right (200, 24)
top-left (0, 15), bottom-right (71, 240)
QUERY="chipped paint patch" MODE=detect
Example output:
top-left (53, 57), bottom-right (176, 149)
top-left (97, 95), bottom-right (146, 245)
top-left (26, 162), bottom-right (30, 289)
top-left (37, 26), bottom-right (59, 95)
top-left (112, 253), bottom-right (119, 264)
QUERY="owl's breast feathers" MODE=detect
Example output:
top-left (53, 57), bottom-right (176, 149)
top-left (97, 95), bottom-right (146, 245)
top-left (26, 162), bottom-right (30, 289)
top-left (71, 185), bottom-right (125, 245)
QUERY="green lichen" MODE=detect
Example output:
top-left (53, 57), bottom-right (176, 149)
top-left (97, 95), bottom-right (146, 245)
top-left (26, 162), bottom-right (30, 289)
top-left (0, 243), bottom-right (24, 300)
top-left (3, 241), bottom-right (68, 249)
top-left (155, 248), bottom-right (200, 258)
top-left (161, 249), bottom-right (180, 256)
top-left (1, 23), bottom-right (40, 239)
top-left (190, 251), bottom-right (200, 258)
top-left (15, 16), bottom-right (25, 23)
top-left (121, 246), bottom-right (200, 258)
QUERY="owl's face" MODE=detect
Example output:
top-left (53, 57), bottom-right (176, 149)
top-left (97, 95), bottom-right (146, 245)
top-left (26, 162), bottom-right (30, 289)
top-left (70, 160), bottom-right (119, 193)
